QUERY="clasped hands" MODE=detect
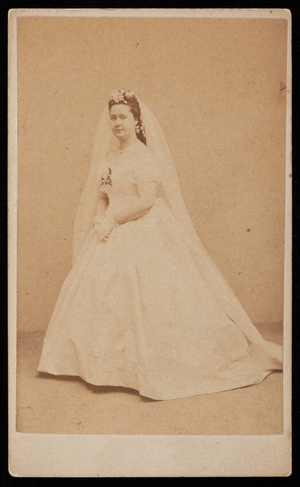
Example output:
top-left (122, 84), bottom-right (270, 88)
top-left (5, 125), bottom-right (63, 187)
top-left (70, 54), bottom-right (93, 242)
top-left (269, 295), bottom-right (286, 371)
top-left (94, 215), bottom-right (119, 242)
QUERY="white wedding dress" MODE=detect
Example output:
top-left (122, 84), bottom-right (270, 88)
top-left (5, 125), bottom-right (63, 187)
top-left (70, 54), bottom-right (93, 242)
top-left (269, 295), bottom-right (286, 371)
top-left (38, 139), bottom-right (282, 400)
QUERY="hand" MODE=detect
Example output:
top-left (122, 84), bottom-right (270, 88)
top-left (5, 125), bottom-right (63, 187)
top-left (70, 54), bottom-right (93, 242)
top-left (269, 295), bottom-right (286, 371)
top-left (94, 216), bottom-right (118, 242)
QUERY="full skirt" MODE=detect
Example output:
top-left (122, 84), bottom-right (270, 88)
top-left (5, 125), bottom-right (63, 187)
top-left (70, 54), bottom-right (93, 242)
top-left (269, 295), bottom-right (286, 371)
top-left (38, 198), bottom-right (282, 400)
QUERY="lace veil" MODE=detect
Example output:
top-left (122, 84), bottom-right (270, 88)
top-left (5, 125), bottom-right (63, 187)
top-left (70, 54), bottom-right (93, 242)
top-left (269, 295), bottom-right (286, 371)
top-left (72, 98), bottom-right (283, 363)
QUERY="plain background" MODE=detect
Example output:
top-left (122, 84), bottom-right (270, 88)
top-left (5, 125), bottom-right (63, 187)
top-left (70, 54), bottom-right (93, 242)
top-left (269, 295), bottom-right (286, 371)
top-left (16, 16), bottom-right (287, 333)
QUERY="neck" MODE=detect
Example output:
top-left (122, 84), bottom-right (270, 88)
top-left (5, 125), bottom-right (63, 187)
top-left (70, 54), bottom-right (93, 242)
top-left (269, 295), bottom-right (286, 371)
top-left (119, 134), bottom-right (138, 151)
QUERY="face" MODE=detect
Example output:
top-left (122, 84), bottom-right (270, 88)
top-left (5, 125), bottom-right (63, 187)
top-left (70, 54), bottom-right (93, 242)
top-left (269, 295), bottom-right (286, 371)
top-left (109, 104), bottom-right (137, 141)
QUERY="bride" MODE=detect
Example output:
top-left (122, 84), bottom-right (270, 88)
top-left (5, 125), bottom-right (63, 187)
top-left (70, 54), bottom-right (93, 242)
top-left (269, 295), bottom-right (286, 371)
top-left (38, 90), bottom-right (282, 400)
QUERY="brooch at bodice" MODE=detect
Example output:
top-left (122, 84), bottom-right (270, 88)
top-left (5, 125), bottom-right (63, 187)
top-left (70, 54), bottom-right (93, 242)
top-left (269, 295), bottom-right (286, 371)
top-left (99, 167), bottom-right (113, 193)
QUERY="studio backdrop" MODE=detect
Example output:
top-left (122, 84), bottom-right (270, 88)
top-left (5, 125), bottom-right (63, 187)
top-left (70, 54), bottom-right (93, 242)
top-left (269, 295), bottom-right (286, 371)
top-left (16, 16), bottom-right (287, 333)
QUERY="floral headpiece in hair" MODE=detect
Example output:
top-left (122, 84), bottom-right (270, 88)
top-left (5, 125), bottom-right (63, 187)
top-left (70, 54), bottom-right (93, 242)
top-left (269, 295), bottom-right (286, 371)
top-left (109, 90), bottom-right (137, 105)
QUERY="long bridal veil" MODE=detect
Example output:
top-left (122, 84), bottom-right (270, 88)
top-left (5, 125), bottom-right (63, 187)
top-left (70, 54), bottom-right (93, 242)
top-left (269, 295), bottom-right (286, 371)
top-left (73, 98), bottom-right (283, 367)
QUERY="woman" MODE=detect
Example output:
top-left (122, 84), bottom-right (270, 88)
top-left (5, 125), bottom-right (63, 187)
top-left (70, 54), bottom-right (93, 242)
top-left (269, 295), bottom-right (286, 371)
top-left (38, 90), bottom-right (282, 400)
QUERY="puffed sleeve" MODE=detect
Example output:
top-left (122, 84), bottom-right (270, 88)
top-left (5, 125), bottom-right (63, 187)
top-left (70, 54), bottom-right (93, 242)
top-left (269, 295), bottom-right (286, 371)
top-left (133, 148), bottom-right (161, 184)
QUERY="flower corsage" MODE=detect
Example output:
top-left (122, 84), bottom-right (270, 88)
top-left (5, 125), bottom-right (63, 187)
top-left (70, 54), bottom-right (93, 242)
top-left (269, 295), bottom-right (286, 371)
top-left (99, 167), bottom-right (113, 193)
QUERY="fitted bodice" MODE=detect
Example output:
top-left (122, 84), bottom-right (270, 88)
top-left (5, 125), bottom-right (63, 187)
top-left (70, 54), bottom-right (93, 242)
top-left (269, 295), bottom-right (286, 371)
top-left (96, 140), bottom-right (162, 215)
top-left (100, 155), bottom-right (140, 201)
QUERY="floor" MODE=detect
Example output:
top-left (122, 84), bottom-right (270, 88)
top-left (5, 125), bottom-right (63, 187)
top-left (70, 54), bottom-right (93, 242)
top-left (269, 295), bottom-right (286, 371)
top-left (16, 323), bottom-right (283, 435)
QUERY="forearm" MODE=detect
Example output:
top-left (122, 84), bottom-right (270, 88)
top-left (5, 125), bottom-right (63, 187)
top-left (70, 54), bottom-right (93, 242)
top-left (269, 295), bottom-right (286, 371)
top-left (95, 183), bottom-right (156, 241)
top-left (108, 198), bottom-right (154, 225)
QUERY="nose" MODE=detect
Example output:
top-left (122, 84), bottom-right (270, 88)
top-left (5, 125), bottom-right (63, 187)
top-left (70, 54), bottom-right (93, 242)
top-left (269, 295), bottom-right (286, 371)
top-left (115, 117), bottom-right (122, 126)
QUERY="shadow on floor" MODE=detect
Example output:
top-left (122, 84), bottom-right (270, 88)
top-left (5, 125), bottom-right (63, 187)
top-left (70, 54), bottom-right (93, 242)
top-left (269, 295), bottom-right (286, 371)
top-left (15, 326), bottom-right (283, 435)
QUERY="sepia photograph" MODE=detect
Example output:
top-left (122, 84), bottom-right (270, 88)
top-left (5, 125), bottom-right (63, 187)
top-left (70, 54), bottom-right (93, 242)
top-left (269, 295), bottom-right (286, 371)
top-left (9, 8), bottom-right (291, 477)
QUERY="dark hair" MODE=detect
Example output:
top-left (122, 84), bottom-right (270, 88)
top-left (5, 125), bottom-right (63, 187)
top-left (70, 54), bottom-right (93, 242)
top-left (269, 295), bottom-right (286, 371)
top-left (108, 91), bottom-right (147, 146)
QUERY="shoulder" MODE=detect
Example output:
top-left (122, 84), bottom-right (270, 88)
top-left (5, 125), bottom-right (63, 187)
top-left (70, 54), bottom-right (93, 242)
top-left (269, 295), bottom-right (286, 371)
top-left (132, 141), bottom-right (159, 169)
top-left (132, 141), bottom-right (161, 183)
top-left (131, 140), bottom-right (155, 160)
